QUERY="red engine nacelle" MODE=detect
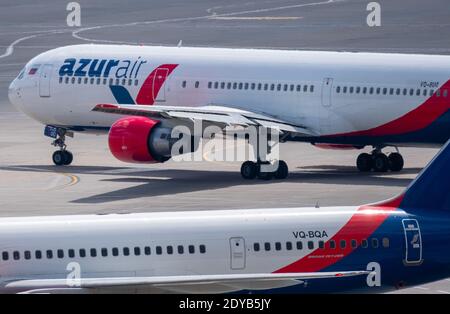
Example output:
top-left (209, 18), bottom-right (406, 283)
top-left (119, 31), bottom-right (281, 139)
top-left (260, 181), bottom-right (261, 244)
top-left (109, 116), bottom-right (163, 163)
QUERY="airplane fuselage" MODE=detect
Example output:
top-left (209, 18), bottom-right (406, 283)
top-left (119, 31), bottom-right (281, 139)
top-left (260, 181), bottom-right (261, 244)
top-left (8, 45), bottom-right (450, 147)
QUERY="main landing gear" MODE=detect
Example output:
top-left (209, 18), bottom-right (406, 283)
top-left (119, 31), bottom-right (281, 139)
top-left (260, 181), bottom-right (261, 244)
top-left (356, 147), bottom-right (404, 173)
top-left (50, 128), bottom-right (73, 166)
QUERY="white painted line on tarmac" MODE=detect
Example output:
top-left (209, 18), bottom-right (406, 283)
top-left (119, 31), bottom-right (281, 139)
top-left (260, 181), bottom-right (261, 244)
top-left (0, 35), bottom-right (40, 59)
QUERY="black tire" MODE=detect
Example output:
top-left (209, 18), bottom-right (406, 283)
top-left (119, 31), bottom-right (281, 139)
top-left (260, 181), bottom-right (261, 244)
top-left (274, 160), bottom-right (289, 179)
top-left (52, 151), bottom-right (65, 166)
top-left (388, 153), bottom-right (404, 172)
top-left (373, 153), bottom-right (389, 172)
top-left (63, 151), bottom-right (73, 166)
top-left (240, 161), bottom-right (257, 179)
top-left (257, 170), bottom-right (273, 180)
top-left (356, 153), bottom-right (373, 172)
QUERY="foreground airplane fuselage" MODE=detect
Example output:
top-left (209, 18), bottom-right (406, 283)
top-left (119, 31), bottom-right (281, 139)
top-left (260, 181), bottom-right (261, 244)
top-left (8, 44), bottom-right (450, 147)
top-left (0, 199), bottom-right (449, 294)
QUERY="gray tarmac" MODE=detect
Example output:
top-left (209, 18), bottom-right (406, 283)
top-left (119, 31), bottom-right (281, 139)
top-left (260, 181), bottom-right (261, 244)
top-left (0, 0), bottom-right (449, 293)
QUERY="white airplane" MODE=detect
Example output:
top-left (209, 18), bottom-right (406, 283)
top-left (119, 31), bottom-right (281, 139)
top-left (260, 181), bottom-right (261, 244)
top-left (8, 44), bottom-right (450, 179)
top-left (1, 139), bottom-right (450, 294)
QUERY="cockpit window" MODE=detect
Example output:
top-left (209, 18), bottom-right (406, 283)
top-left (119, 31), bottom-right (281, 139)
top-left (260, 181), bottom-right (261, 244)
top-left (28, 64), bottom-right (40, 75)
top-left (17, 68), bottom-right (25, 80)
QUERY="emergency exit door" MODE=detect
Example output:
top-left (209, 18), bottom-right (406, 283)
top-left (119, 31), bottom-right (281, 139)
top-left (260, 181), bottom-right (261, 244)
top-left (153, 68), bottom-right (169, 102)
top-left (321, 78), bottom-right (333, 107)
top-left (230, 237), bottom-right (246, 270)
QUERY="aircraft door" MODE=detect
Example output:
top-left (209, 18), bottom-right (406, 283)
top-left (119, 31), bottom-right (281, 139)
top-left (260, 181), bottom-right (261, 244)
top-left (321, 78), bottom-right (333, 107)
top-left (229, 237), bottom-right (246, 270)
top-left (39, 64), bottom-right (53, 97)
top-left (153, 68), bottom-right (169, 102)
top-left (402, 219), bottom-right (423, 265)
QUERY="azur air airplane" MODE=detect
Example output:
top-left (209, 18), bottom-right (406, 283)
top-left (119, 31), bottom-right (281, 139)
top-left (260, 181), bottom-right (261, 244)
top-left (1, 138), bottom-right (450, 293)
top-left (8, 44), bottom-right (450, 179)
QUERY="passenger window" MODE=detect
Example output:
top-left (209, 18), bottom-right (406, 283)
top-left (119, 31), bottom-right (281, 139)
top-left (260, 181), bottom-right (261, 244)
top-left (356, 87), bottom-right (361, 94)
top-left (277, 84), bottom-right (281, 91)
top-left (409, 88), bottom-right (414, 96)
top-left (227, 82), bottom-right (232, 89)
top-left (24, 251), bottom-right (31, 260)
top-left (376, 87), bottom-right (381, 94)
top-left (233, 82), bottom-right (237, 89)
top-left (343, 86), bottom-right (347, 93)
top-left (128, 79), bottom-right (132, 86)
top-left (258, 83), bottom-right (262, 90)
top-left (297, 85), bottom-right (301, 92)
top-left (351, 239), bottom-right (357, 249)
top-left (318, 241), bottom-right (325, 249)
top-left (329, 240), bottom-right (336, 249)
top-left (369, 87), bottom-right (374, 94)
top-left (296, 241), bottom-right (303, 250)
top-left (156, 246), bottom-right (162, 255)
top-left (177, 245), bottom-right (184, 254)
top-left (134, 247), bottom-right (141, 256)
top-left (239, 83), bottom-right (243, 90)
top-left (65, 77), bottom-right (69, 84)
top-left (112, 248), bottom-right (119, 256)
top-left (290, 84), bottom-right (294, 91)
top-left (371, 238), bottom-right (379, 248)
top-left (244, 83), bottom-right (249, 90)
top-left (196, 81), bottom-right (200, 88)
top-left (436, 89), bottom-right (441, 97)
top-left (336, 86), bottom-right (341, 93)
top-left (383, 88), bottom-right (387, 95)
top-left (123, 247), bottom-right (130, 256)
top-left (101, 248), bottom-right (108, 257)
top-left (310, 85), bottom-right (314, 92)
top-left (67, 249), bottom-right (74, 258)
top-left (286, 242), bottom-right (292, 251)
top-left (416, 89), bottom-right (421, 96)
top-left (283, 84), bottom-right (288, 91)
top-left (144, 247), bottom-right (151, 255)
top-left (221, 82), bottom-right (225, 89)
top-left (199, 245), bottom-right (206, 254)
top-left (90, 248), bottom-right (97, 257)
top-left (390, 88), bottom-right (394, 95)
top-left (349, 86), bottom-right (354, 94)
top-left (270, 84), bottom-right (275, 91)
top-left (46, 250), bottom-right (53, 259)
top-left (182, 81), bottom-right (186, 88)
top-left (35, 251), bottom-right (42, 259)
top-left (396, 88), bottom-right (401, 95)
top-left (71, 77), bottom-right (76, 84)
top-left (214, 82), bottom-right (219, 89)
top-left (308, 241), bottom-right (314, 250)
top-left (254, 243), bottom-right (260, 252)
top-left (97, 78), bottom-right (101, 85)
top-left (403, 88), bottom-right (407, 95)
top-left (57, 249), bottom-right (64, 258)
top-left (340, 240), bottom-right (346, 249)
top-left (444, 90), bottom-right (448, 98)
top-left (363, 87), bottom-right (367, 94)
top-left (79, 249), bottom-right (86, 258)
top-left (382, 238), bottom-right (390, 248)
top-left (2, 252), bottom-right (8, 261)
top-left (430, 89), bottom-right (435, 96)
top-left (264, 83), bottom-right (269, 91)
top-left (13, 251), bottom-right (20, 260)
top-left (423, 89), bottom-right (427, 96)
top-left (121, 79), bottom-right (126, 85)
top-left (59, 77), bottom-right (63, 84)
top-left (303, 85), bottom-right (308, 92)
top-left (167, 246), bottom-right (173, 255)
top-left (188, 245), bottom-right (195, 254)
top-left (264, 242), bottom-right (271, 251)
top-left (135, 80), bottom-right (139, 86)
top-left (275, 242), bottom-right (282, 251)
top-left (77, 77), bottom-right (82, 84)
top-left (90, 78), bottom-right (95, 84)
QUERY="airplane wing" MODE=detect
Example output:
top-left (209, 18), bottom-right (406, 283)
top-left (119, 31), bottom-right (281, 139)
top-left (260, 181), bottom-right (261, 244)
top-left (92, 104), bottom-right (316, 136)
top-left (7, 271), bottom-right (368, 294)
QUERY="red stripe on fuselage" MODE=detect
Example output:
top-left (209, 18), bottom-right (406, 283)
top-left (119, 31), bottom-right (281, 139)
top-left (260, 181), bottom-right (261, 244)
top-left (136, 64), bottom-right (178, 105)
top-left (329, 80), bottom-right (450, 137)
top-left (274, 195), bottom-right (404, 273)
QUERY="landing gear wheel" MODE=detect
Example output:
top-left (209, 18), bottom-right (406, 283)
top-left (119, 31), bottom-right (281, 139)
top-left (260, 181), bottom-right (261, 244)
top-left (388, 153), bottom-right (404, 172)
top-left (274, 160), bottom-right (289, 179)
top-left (357, 153), bottom-right (373, 172)
top-left (373, 153), bottom-right (389, 172)
top-left (63, 151), bottom-right (73, 166)
top-left (53, 151), bottom-right (66, 166)
top-left (241, 161), bottom-right (258, 179)
top-left (52, 150), bottom-right (73, 166)
top-left (257, 169), bottom-right (273, 180)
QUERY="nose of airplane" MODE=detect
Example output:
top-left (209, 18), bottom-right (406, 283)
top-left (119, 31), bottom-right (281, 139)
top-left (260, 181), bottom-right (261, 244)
top-left (8, 79), bottom-right (21, 108)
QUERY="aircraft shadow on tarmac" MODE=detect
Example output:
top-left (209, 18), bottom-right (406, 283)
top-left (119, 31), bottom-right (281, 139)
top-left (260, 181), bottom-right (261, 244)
top-left (0, 164), bottom-right (422, 204)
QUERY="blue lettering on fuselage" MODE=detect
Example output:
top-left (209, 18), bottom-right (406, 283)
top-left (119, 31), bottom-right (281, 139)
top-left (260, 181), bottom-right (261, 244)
top-left (58, 57), bottom-right (147, 79)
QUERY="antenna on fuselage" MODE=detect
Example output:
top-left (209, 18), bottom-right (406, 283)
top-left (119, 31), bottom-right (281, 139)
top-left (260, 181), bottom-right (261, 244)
top-left (315, 201), bottom-right (320, 208)
top-left (177, 40), bottom-right (183, 48)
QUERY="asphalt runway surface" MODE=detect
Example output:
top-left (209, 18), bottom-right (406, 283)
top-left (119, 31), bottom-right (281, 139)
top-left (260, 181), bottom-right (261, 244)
top-left (1, 0), bottom-right (450, 294)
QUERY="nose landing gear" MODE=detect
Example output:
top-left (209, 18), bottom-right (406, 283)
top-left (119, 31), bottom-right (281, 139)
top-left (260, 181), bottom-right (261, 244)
top-left (48, 127), bottom-right (74, 166)
top-left (356, 147), bottom-right (404, 173)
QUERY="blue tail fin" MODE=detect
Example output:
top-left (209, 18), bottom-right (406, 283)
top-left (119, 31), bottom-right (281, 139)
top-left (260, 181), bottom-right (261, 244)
top-left (400, 140), bottom-right (450, 211)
